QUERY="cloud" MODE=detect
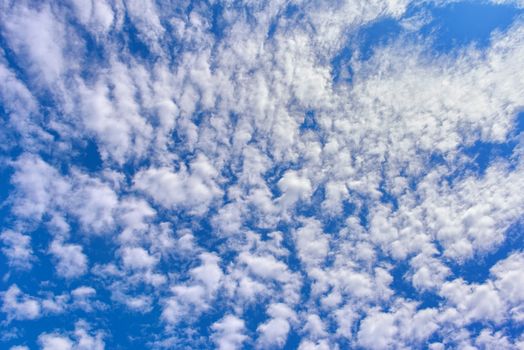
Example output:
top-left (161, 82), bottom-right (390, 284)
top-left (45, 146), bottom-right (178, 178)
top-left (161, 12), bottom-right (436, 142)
top-left (211, 315), bottom-right (248, 350)
top-left (9, 154), bottom-right (70, 221)
top-left (69, 0), bottom-right (114, 34)
top-left (1, 0), bottom-right (524, 349)
top-left (161, 253), bottom-right (223, 325)
top-left (121, 246), bottom-right (157, 270)
top-left (0, 2), bottom-right (66, 83)
top-left (133, 154), bottom-right (222, 215)
top-left (256, 303), bottom-right (297, 349)
top-left (39, 334), bottom-right (74, 350)
top-left (293, 218), bottom-right (329, 267)
top-left (10, 346), bottom-right (30, 350)
top-left (1, 285), bottom-right (41, 321)
top-left (277, 170), bottom-right (313, 210)
top-left (0, 230), bottom-right (34, 269)
top-left (49, 240), bottom-right (88, 279)
top-left (38, 321), bottom-right (104, 350)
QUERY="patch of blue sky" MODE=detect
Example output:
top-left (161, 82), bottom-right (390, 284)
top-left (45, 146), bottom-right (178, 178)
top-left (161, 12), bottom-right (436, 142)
top-left (332, 1), bottom-right (524, 84)
top-left (435, 111), bottom-right (524, 188)
top-left (72, 139), bottom-right (103, 172)
top-left (448, 220), bottom-right (524, 284)
top-left (389, 259), bottom-right (444, 309)
top-left (419, 1), bottom-right (523, 53)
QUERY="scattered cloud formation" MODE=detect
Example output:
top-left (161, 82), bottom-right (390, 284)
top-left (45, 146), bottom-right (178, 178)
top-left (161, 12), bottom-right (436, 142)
top-left (1, 0), bottom-right (523, 348)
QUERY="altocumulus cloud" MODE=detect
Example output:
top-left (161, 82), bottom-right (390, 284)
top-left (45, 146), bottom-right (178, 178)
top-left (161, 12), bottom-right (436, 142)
top-left (1, 0), bottom-right (524, 349)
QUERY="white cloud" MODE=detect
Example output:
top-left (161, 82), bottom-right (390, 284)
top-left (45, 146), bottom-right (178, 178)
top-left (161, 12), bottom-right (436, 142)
top-left (49, 240), bottom-right (88, 279)
top-left (71, 286), bottom-right (97, 312)
top-left (302, 314), bottom-right (328, 339)
top-left (161, 253), bottom-right (223, 325)
top-left (10, 346), bottom-right (30, 350)
top-left (1, 0), bottom-right (524, 348)
top-left (1, 285), bottom-right (41, 321)
top-left (357, 302), bottom-right (439, 349)
top-left (134, 154), bottom-right (222, 215)
top-left (211, 315), bottom-right (247, 350)
top-left (0, 230), bottom-right (33, 269)
top-left (0, 2), bottom-right (66, 83)
top-left (39, 334), bottom-right (73, 350)
top-left (277, 170), bottom-right (313, 210)
top-left (357, 310), bottom-right (397, 350)
top-left (440, 279), bottom-right (505, 324)
top-left (76, 63), bottom-right (154, 163)
top-left (70, 174), bottom-right (119, 234)
top-left (293, 218), bottom-right (329, 267)
top-left (125, 0), bottom-right (164, 51)
top-left (297, 339), bottom-right (332, 350)
top-left (69, 0), bottom-right (114, 34)
top-left (10, 154), bottom-right (70, 221)
top-left (475, 329), bottom-right (515, 350)
top-left (38, 321), bottom-right (104, 350)
top-left (491, 252), bottom-right (524, 305)
top-left (121, 246), bottom-right (157, 270)
top-left (256, 303), bottom-right (297, 349)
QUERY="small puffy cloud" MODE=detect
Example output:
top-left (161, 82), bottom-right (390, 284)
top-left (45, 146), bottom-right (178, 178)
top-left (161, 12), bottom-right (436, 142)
top-left (161, 253), bottom-right (223, 325)
top-left (39, 334), bottom-right (73, 350)
top-left (277, 170), bottom-right (313, 209)
top-left (303, 314), bottom-right (328, 339)
top-left (491, 252), bottom-right (524, 306)
top-left (69, 0), bottom-right (114, 34)
top-left (0, 2), bottom-right (66, 83)
top-left (134, 155), bottom-right (222, 215)
top-left (49, 240), bottom-right (88, 279)
top-left (70, 176), bottom-right (119, 234)
top-left (440, 279), bottom-right (506, 324)
top-left (0, 230), bottom-right (33, 269)
top-left (211, 315), bottom-right (247, 350)
top-left (38, 321), bottom-right (104, 350)
top-left (73, 320), bottom-right (105, 350)
top-left (256, 303), bottom-right (297, 349)
top-left (293, 218), bottom-right (329, 267)
top-left (238, 252), bottom-right (291, 282)
top-left (1, 285), bottom-right (41, 321)
top-left (119, 295), bottom-right (152, 313)
top-left (121, 246), bottom-right (158, 270)
top-left (357, 310), bottom-right (397, 350)
top-left (71, 286), bottom-right (97, 312)
top-left (356, 303), bottom-right (440, 350)
top-left (475, 329), bottom-right (515, 350)
top-left (409, 252), bottom-right (451, 291)
top-left (10, 154), bottom-right (70, 221)
top-left (190, 253), bottom-right (223, 292)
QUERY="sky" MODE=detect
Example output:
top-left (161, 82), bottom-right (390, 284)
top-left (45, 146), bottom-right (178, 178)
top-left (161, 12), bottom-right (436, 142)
top-left (1, 0), bottom-right (524, 349)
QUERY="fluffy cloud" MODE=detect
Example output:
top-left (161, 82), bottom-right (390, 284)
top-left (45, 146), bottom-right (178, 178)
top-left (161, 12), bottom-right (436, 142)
top-left (38, 321), bottom-right (104, 350)
top-left (161, 253), bottom-right (223, 325)
top-left (49, 240), bottom-right (88, 279)
top-left (0, 230), bottom-right (33, 269)
top-left (133, 154), bottom-right (222, 215)
top-left (1, 285), bottom-right (41, 321)
top-left (1, 0), bottom-right (524, 349)
top-left (211, 315), bottom-right (247, 350)
top-left (256, 303), bottom-right (297, 349)
top-left (0, 2), bottom-right (66, 83)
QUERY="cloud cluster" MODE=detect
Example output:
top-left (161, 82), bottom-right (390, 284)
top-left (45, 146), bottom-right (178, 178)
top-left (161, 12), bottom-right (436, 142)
top-left (1, 0), bottom-right (523, 349)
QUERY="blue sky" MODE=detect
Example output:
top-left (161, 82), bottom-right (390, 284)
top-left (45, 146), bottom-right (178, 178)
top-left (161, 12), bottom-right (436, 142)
top-left (1, 1), bottom-right (524, 349)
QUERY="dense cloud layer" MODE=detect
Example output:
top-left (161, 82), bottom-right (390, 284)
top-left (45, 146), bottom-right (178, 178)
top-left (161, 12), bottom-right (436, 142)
top-left (1, 0), bottom-right (524, 349)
